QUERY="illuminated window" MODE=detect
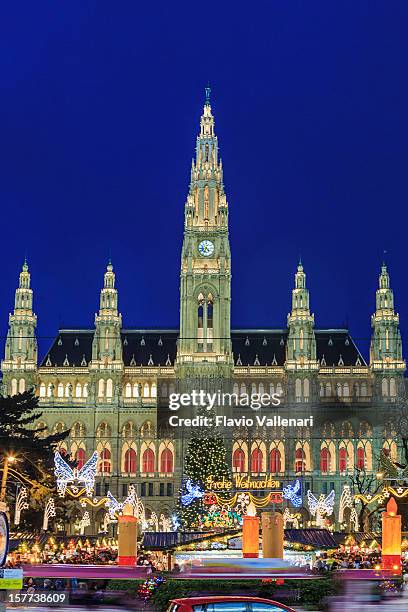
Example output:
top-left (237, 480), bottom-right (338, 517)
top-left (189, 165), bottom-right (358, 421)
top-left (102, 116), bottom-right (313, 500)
top-left (357, 446), bottom-right (365, 470)
top-left (124, 448), bottom-right (137, 474)
top-left (270, 448), bottom-right (281, 473)
top-left (160, 448), bottom-right (173, 473)
top-left (142, 448), bottom-right (155, 473)
top-left (339, 447), bottom-right (347, 472)
top-left (251, 448), bottom-right (263, 473)
top-left (75, 448), bottom-right (86, 470)
top-left (295, 448), bottom-right (306, 473)
top-left (233, 449), bottom-right (245, 473)
top-left (320, 448), bottom-right (331, 473)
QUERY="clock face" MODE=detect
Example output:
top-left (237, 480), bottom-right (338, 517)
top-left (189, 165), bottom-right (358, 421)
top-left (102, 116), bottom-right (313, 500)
top-left (198, 240), bottom-right (215, 257)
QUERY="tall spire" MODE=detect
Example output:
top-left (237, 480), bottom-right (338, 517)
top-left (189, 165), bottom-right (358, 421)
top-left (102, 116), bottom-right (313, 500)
top-left (370, 263), bottom-right (404, 369)
top-left (177, 90), bottom-right (232, 373)
top-left (286, 262), bottom-right (317, 364)
top-left (2, 261), bottom-right (38, 394)
top-left (184, 87), bottom-right (227, 230)
top-left (92, 261), bottom-right (122, 364)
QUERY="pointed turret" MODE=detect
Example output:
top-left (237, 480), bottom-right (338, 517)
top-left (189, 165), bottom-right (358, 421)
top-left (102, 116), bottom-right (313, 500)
top-left (370, 263), bottom-right (404, 370)
top-left (2, 260), bottom-right (38, 394)
top-left (91, 261), bottom-right (123, 364)
top-left (286, 261), bottom-right (317, 364)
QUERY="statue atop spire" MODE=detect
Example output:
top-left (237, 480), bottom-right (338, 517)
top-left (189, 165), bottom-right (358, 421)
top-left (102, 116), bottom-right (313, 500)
top-left (205, 83), bottom-right (211, 106)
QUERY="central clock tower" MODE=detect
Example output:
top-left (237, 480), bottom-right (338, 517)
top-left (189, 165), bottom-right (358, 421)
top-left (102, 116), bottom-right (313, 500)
top-left (176, 88), bottom-right (233, 380)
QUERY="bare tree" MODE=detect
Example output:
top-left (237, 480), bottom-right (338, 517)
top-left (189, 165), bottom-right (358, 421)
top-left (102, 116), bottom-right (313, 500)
top-left (348, 466), bottom-right (384, 531)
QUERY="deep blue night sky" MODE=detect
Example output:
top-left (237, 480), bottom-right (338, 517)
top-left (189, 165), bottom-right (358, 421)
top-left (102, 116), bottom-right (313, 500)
top-left (1, 1), bottom-right (408, 361)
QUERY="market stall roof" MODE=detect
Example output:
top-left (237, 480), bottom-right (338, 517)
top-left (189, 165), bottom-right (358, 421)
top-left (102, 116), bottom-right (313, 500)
top-left (332, 532), bottom-right (381, 547)
top-left (284, 529), bottom-right (337, 549)
top-left (142, 531), bottom-right (219, 550)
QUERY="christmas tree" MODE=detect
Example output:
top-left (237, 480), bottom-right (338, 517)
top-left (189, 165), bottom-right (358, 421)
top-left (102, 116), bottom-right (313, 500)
top-left (176, 407), bottom-right (231, 528)
top-left (0, 389), bottom-right (69, 490)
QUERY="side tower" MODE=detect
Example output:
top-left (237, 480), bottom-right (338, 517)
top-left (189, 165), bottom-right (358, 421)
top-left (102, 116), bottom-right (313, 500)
top-left (370, 263), bottom-right (405, 398)
top-left (2, 260), bottom-right (37, 394)
top-left (90, 261), bottom-right (123, 400)
top-left (285, 261), bottom-right (318, 402)
top-left (176, 88), bottom-right (233, 382)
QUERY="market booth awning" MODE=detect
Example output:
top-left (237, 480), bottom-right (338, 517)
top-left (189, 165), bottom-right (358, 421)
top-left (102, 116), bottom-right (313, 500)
top-left (142, 528), bottom-right (338, 552)
top-left (284, 529), bottom-right (337, 549)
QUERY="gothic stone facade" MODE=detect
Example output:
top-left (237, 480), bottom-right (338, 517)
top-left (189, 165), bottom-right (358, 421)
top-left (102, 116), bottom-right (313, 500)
top-left (1, 92), bottom-right (406, 533)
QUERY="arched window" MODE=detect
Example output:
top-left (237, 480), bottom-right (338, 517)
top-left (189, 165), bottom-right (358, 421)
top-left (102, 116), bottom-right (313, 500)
top-left (47, 383), bottom-right (53, 397)
top-left (72, 422), bottom-right (85, 437)
top-left (75, 448), bottom-right (86, 470)
top-left (75, 383), bottom-right (82, 398)
top-left (39, 383), bottom-right (46, 397)
top-left (96, 422), bottom-right (111, 438)
top-left (240, 383), bottom-right (246, 396)
top-left (142, 448), bottom-right (155, 473)
top-left (122, 421), bottom-right (134, 438)
top-left (336, 383), bottom-right (342, 397)
top-left (251, 448), bottom-right (263, 473)
top-left (320, 448), bottom-right (331, 473)
top-left (325, 383), bottom-right (331, 397)
top-left (133, 383), bottom-right (140, 397)
top-left (390, 378), bottom-right (397, 398)
top-left (382, 378), bottom-right (388, 397)
top-left (106, 379), bottom-right (113, 398)
top-left (251, 383), bottom-right (257, 395)
top-left (83, 384), bottom-right (88, 398)
top-left (343, 382), bottom-right (349, 397)
top-left (233, 449), bottom-right (245, 473)
top-left (19, 379), bottom-right (25, 393)
top-left (295, 448), bottom-right (306, 472)
top-left (98, 379), bottom-right (105, 397)
top-left (270, 448), bottom-right (281, 473)
top-left (160, 448), bottom-right (173, 473)
top-left (105, 328), bottom-right (109, 351)
top-left (143, 383), bottom-right (149, 398)
top-left (299, 328), bottom-right (304, 350)
top-left (295, 378), bottom-right (302, 401)
top-left (303, 378), bottom-right (310, 399)
top-left (276, 382), bottom-right (283, 396)
top-left (64, 384), bottom-right (70, 398)
top-left (57, 383), bottom-right (64, 398)
top-left (124, 448), bottom-right (137, 474)
top-left (100, 448), bottom-right (111, 474)
top-left (11, 379), bottom-right (17, 396)
top-left (269, 383), bottom-right (275, 395)
top-left (233, 383), bottom-right (239, 395)
top-left (151, 383), bottom-right (157, 398)
top-left (357, 446), bottom-right (365, 470)
top-left (339, 447), bottom-right (347, 473)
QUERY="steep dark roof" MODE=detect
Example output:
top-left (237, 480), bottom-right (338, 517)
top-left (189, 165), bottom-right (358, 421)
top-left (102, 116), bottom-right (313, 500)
top-left (40, 328), bottom-right (366, 367)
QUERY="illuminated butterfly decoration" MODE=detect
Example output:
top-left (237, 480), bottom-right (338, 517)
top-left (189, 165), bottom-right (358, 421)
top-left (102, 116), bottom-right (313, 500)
top-left (54, 450), bottom-right (98, 497)
top-left (283, 479), bottom-right (302, 508)
top-left (105, 485), bottom-right (137, 518)
top-left (307, 489), bottom-right (335, 518)
top-left (181, 479), bottom-right (204, 506)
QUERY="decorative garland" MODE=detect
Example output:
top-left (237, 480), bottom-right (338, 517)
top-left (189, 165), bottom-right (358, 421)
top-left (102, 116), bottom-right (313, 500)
top-left (137, 575), bottom-right (166, 602)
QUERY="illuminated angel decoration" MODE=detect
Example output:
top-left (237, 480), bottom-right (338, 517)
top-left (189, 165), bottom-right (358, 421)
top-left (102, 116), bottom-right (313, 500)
top-left (181, 479), bottom-right (204, 506)
top-left (105, 485), bottom-right (138, 519)
top-left (54, 450), bottom-right (98, 497)
top-left (307, 490), bottom-right (335, 527)
top-left (283, 479), bottom-right (302, 508)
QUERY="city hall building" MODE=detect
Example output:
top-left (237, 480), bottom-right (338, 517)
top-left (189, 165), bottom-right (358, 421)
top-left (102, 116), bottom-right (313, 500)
top-left (1, 92), bottom-right (405, 532)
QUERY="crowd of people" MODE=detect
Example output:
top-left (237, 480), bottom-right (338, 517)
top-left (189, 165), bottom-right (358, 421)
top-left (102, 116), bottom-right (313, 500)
top-left (312, 550), bottom-right (407, 572)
